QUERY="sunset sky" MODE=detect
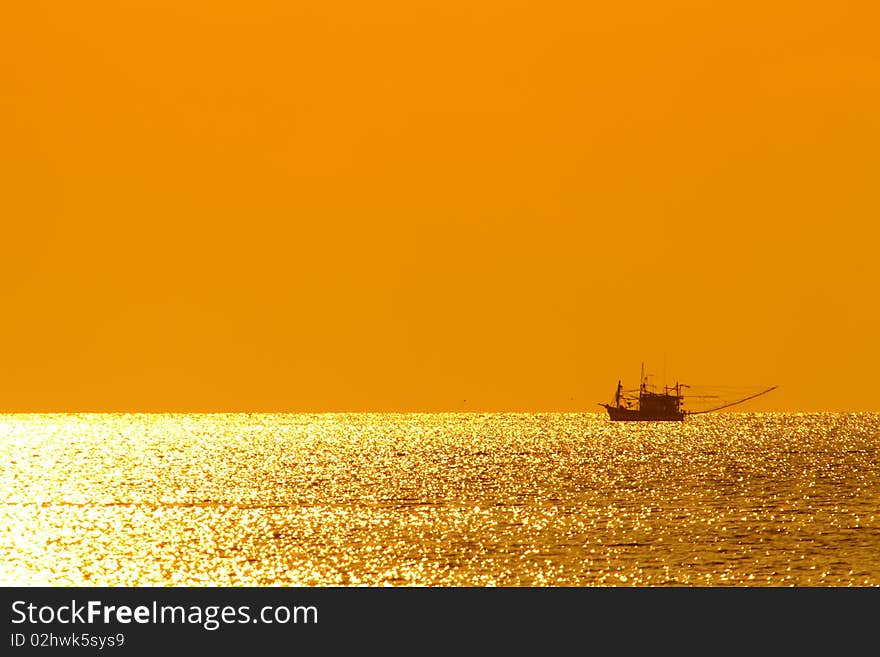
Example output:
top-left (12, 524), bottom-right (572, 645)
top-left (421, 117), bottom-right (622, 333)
top-left (2, 1), bottom-right (878, 412)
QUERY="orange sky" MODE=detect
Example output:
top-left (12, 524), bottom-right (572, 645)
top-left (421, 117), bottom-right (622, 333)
top-left (2, 1), bottom-right (878, 412)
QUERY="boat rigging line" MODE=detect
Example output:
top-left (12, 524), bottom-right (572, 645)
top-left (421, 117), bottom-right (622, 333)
top-left (685, 386), bottom-right (778, 415)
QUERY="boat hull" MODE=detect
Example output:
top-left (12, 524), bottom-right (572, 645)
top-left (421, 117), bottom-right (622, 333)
top-left (601, 404), bottom-right (685, 422)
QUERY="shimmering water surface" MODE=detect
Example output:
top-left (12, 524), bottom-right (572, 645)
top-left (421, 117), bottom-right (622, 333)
top-left (1, 413), bottom-right (877, 586)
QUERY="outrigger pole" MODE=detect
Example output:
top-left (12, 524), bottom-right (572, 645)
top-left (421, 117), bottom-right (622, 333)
top-left (686, 386), bottom-right (778, 415)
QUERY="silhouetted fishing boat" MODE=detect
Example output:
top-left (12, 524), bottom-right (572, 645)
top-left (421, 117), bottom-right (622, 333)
top-left (599, 363), bottom-right (777, 422)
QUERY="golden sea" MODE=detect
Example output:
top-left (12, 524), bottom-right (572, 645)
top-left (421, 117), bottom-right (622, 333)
top-left (1, 412), bottom-right (877, 586)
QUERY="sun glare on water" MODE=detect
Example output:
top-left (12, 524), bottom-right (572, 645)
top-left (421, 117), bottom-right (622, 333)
top-left (1, 412), bottom-right (877, 586)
